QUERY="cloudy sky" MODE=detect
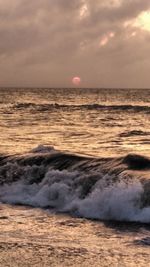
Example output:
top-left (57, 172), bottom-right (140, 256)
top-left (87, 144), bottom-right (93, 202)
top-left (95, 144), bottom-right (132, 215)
top-left (0, 0), bottom-right (150, 88)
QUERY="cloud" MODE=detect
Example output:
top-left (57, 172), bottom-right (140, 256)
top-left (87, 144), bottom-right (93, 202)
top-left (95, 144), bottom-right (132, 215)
top-left (0, 0), bottom-right (150, 87)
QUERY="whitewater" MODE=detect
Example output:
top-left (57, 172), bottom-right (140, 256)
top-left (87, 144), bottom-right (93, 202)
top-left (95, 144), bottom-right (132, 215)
top-left (0, 145), bottom-right (150, 223)
top-left (0, 88), bottom-right (149, 266)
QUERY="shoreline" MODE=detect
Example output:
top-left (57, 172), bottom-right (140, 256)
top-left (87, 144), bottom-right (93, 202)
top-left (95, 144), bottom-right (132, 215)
top-left (0, 204), bottom-right (149, 267)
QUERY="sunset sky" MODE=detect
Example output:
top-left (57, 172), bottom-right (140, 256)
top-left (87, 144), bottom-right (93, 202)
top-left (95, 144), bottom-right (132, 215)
top-left (0, 0), bottom-right (150, 88)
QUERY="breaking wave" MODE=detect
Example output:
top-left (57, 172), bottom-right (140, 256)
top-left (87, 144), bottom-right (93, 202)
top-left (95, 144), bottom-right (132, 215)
top-left (0, 145), bottom-right (150, 223)
top-left (11, 103), bottom-right (150, 113)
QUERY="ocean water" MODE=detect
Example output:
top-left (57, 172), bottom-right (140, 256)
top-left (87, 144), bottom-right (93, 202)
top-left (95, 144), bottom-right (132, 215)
top-left (0, 88), bottom-right (150, 156)
top-left (0, 88), bottom-right (150, 266)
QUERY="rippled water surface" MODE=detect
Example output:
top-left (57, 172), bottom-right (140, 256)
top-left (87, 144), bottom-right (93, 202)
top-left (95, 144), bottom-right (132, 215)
top-left (0, 88), bottom-right (150, 156)
top-left (0, 204), bottom-right (150, 267)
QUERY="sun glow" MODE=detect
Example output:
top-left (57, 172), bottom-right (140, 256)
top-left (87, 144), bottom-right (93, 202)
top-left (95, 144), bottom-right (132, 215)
top-left (134, 11), bottom-right (150, 32)
top-left (72, 77), bottom-right (81, 86)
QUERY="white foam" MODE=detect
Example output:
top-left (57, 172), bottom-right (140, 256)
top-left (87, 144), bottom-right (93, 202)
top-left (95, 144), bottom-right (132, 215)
top-left (67, 181), bottom-right (150, 223)
top-left (0, 169), bottom-right (149, 223)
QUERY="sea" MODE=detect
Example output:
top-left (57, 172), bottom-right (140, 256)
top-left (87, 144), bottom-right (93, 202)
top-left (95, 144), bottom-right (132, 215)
top-left (0, 88), bottom-right (149, 266)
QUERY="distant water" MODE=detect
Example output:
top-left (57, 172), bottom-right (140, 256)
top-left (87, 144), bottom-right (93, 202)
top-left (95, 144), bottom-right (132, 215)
top-left (0, 88), bottom-right (150, 156)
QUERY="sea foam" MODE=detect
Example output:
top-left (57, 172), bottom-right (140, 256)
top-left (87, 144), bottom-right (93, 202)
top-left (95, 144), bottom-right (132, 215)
top-left (0, 165), bottom-right (149, 223)
top-left (0, 146), bottom-right (149, 223)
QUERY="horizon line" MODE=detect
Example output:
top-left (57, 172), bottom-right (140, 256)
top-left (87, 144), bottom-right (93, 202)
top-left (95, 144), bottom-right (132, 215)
top-left (0, 86), bottom-right (150, 90)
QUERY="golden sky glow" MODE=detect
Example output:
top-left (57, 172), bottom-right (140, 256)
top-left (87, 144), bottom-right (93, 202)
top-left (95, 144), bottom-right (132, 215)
top-left (0, 0), bottom-right (150, 88)
top-left (135, 11), bottom-right (150, 32)
top-left (124, 10), bottom-right (150, 32)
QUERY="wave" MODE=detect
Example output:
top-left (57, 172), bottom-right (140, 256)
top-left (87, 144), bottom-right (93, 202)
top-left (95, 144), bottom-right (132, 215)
top-left (11, 103), bottom-right (150, 113)
top-left (0, 145), bottom-right (150, 223)
top-left (119, 130), bottom-right (150, 138)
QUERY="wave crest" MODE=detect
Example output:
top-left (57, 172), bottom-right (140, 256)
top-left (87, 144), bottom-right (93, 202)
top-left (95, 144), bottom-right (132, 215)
top-left (0, 147), bottom-right (149, 223)
top-left (12, 103), bottom-right (150, 113)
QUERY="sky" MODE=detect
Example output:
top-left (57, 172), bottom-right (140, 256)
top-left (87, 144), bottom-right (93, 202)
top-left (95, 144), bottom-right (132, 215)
top-left (0, 0), bottom-right (150, 88)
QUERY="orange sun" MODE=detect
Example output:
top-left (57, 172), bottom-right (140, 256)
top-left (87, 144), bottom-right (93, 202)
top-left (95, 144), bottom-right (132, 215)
top-left (72, 76), bottom-right (81, 86)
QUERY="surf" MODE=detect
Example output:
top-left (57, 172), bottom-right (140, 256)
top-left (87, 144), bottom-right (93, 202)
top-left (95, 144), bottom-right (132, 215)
top-left (0, 145), bottom-right (149, 223)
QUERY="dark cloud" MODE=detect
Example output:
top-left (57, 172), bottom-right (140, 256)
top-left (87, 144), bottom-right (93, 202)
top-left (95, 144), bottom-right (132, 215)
top-left (0, 0), bottom-right (150, 88)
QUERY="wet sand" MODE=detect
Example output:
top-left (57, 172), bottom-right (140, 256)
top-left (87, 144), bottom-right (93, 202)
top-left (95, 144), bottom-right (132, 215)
top-left (0, 204), bottom-right (149, 267)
